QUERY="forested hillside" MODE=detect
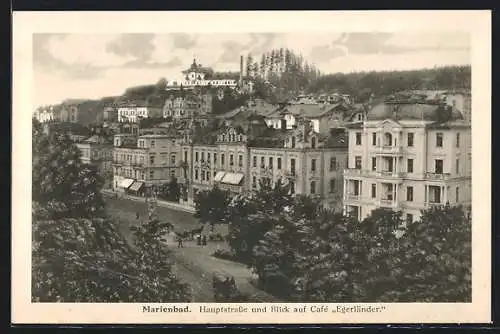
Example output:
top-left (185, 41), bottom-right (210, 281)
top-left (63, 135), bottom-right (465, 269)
top-left (245, 48), bottom-right (470, 103)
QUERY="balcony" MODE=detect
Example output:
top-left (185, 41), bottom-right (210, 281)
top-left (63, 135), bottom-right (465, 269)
top-left (378, 198), bottom-right (398, 207)
top-left (375, 145), bottom-right (403, 155)
top-left (372, 170), bottom-right (406, 179)
top-left (345, 193), bottom-right (361, 201)
top-left (344, 168), bottom-right (363, 177)
top-left (425, 172), bottom-right (452, 181)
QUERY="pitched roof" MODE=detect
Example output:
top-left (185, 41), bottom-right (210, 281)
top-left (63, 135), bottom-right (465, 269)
top-left (367, 102), bottom-right (463, 121)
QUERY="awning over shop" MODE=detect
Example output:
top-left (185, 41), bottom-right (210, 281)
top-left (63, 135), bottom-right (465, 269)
top-left (120, 178), bottom-right (135, 189)
top-left (214, 171), bottom-right (226, 182)
top-left (221, 173), bottom-right (244, 186)
top-left (129, 181), bottom-right (144, 192)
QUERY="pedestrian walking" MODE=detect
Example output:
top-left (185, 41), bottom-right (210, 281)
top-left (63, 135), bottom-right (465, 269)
top-left (202, 235), bottom-right (207, 246)
top-left (177, 235), bottom-right (184, 248)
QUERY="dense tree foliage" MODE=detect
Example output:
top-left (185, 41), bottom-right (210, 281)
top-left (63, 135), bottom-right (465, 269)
top-left (32, 119), bottom-right (191, 302)
top-left (158, 177), bottom-right (181, 202)
top-left (32, 119), bottom-right (106, 219)
top-left (200, 177), bottom-right (471, 302)
top-left (194, 186), bottom-right (231, 229)
top-left (307, 66), bottom-right (471, 102)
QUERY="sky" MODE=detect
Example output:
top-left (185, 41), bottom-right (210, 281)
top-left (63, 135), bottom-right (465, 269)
top-left (33, 32), bottom-right (470, 106)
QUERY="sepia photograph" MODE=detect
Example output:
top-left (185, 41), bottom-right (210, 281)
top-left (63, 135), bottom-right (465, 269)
top-left (13, 10), bottom-right (491, 324)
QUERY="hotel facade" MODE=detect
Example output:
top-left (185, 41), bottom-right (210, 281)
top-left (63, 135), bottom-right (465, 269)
top-left (343, 101), bottom-right (471, 223)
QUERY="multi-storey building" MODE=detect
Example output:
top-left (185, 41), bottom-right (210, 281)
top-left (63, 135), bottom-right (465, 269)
top-left (112, 132), bottom-right (182, 195)
top-left (264, 102), bottom-right (362, 134)
top-left (343, 101), bottom-right (471, 223)
top-left (163, 93), bottom-right (213, 119)
top-left (248, 119), bottom-right (348, 210)
top-left (175, 113), bottom-right (348, 209)
top-left (75, 135), bottom-right (114, 188)
top-left (117, 102), bottom-right (163, 123)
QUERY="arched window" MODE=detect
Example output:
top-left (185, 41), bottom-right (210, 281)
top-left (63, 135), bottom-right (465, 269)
top-left (384, 132), bottom-right (392, 146)
top-left (311, 136), bottom-right (316, 149)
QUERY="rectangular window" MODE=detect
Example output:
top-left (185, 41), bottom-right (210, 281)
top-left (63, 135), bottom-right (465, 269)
top-left (238, 155), bottom-right (243, 166)
top-left (372, 157), bottom-right (377, 171)
top-left (269, 157), bottom-right (273, 169)
top-left (170, 155), bottom-right (176, 165)
top-left (151, 140), bottom-right (155, 148)
top-left (429, 186), bottom-right (441, 203)
top-left (436, 132), bottom-right (443, 147)
top-left (435, 159), bottom-right (443, 174)
top-left (371, 183), bottom-right (377, 198)
top-left (149, 155), bottom-right (155, 165)
top-left (260, 156), bottom-right (265, 167)
top-left (311, 159), bottom-right (316, 172)
top-left (221, 154), bottom-right (225, 166)
top-left (252, 176), bottom-right (257, 188)
top-left (149, 170), bottom-right (154, 179)
top-left (456, 158), bottom-right (460, 174)
top-left (253, 156), bottom-right (257, 167)
top-left (355, 156), bottom-right (362, 169)
top-left (277, 157), bottom-right (282, 169)
top-left (207, 153), bottom-right (211, 163)
top-left (310, 181), bottom-right (316, 194)
top-left (214, 153), bottom-right (217, 164)
top-left (330, 157), bottom-right (337, 171)
top-left (184, 151), bottom-right (187, 162)
top-left (195, 152), bottom-right (199, 162)
top-left (456, 187), bottom-right (459, 202)
top-left (408, 133), bottom-right (414, 147)
top-left (230, 154), bottom-right (234, 166)
top-left (289, 181), bottom-right (295, 194)
top-left (290, 159), bottom-right (296, 175)
top-left (201, 152), bottom-right (205, 162)
top-left (407, 159), bottom-right (414, 173)
top-left (456, 133), bottom-right (460, 148)
top-left (407, 186), bottom-right (414, 202)
top-left (355, 132), bottom-right (362, 145)
top-left (195, 169), bottom-right (199, 180)
top-left (330, 179), bottom-right (336, 193)
top-left (372, 133), bottom-right (377, 146)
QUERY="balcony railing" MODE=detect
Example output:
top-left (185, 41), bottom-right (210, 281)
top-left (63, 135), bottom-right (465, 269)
top-left (375, 145), bottom-right (403, 155)
top-left (346, 194), bottom-right (361, 201)
top-left (425, 172), bottom-right (451, 180)
top-left (344, 168), bottom-right (363, 177)
top-left (374, 170), bottom-right (406, 178)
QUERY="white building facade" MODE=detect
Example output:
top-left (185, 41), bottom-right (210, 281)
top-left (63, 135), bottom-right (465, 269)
top-left (343, 102), bottom-right (471, 223)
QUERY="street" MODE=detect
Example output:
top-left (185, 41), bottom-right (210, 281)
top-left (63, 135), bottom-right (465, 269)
top-left (104, 196), bottom-right (276, 302)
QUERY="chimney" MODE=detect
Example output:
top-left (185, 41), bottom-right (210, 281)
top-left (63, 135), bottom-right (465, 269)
top-left (239, 55), bottom-right (244, 87)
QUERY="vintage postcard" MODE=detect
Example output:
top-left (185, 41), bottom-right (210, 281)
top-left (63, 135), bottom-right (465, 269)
top-left (12, 10), bottom-right (491, 324)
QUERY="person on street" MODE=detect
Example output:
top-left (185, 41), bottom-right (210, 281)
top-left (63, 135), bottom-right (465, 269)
top-left (136, 212), bottom-right (140, 220)
top-left (202, 235), bottom-right (207, 246)
top-left (177, 235), bottom-right (183, 248)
